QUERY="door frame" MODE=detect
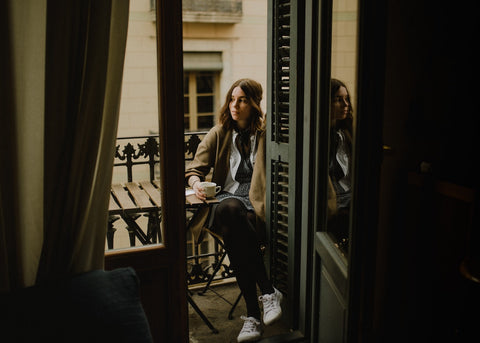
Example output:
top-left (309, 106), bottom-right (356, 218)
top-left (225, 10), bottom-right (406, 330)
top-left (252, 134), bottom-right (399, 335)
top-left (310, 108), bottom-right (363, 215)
top-left (303, 0), bottom-right (389, 341)
top-left (105, 1), bottom-right (188, 342)
top-left (345, 0), bottom-right (388, 340)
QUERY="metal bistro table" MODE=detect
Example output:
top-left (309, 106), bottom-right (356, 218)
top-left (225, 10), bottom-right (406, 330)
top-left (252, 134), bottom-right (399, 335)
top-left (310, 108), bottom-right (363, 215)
top-left (107, 180), bottom-right (219, 248)
top-left (108, 181), bottom-right (220, 333)
top-left (185, 188), bottom-right (220, 333)
top-left (108, 180), bottom-right (163, 249)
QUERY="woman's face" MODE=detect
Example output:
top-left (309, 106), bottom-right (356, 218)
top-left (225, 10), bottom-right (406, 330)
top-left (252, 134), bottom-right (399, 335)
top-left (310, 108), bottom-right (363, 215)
top-left (331, 86), bottom-right (350, 122)
top-left (229, 86), bottom-right (253, 129)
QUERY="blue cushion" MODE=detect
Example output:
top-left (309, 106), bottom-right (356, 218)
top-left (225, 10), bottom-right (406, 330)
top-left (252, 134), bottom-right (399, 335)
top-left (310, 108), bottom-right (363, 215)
top-left (1, 267), bottom-right (153, 342)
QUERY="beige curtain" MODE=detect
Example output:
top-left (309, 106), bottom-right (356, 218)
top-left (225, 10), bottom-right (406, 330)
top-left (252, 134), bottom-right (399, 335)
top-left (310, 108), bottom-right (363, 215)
top-left (0, 0), bottom-right (129, 290)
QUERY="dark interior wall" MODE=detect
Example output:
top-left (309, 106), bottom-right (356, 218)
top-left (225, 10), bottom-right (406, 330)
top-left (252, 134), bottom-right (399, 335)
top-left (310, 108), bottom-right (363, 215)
top-left (374, 1), bottom-right (480, 341)
top-left (391, 1), bottom-right (479, 187)
top-left (381, 0), bottom-right (479, 186)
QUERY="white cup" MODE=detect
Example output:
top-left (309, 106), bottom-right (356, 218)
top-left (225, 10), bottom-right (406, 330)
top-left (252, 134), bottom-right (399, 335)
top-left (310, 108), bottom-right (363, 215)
top-left (199, 181), bottom-right (221, 198)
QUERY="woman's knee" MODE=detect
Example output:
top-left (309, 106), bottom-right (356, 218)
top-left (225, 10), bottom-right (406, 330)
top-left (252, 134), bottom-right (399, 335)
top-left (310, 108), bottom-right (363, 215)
top-left (215, 198), bottom-right (246, 223)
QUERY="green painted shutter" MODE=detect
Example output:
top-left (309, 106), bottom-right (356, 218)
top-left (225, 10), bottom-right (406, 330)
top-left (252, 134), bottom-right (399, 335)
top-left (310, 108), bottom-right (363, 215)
top-left (266, 0), bottom-right (304, 327)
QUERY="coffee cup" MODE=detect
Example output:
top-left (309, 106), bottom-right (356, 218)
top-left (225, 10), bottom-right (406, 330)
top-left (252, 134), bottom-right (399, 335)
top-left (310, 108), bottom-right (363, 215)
top-left (199, 181), bottom-right (221, 198)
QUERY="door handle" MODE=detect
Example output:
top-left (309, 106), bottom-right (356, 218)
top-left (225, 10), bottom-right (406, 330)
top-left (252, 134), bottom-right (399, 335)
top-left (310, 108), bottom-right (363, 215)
top-left (382, 144), bottom-right (393, 155)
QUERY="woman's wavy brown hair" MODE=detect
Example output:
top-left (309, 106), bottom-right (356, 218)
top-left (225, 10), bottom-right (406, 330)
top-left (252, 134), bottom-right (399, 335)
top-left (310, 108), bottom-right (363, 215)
top-left (218, 78), bottom-right (265, 133)
top-left (330, 78), bottom-right (354, 157)
top-left (330, 78), bottom-right (354, 135)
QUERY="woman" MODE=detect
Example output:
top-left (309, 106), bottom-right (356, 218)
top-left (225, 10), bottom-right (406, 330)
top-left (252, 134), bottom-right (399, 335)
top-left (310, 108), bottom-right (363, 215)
top-left (185, 78), bottom-right (282, 342)
top-left (328, 78), bottom-right (354, 248)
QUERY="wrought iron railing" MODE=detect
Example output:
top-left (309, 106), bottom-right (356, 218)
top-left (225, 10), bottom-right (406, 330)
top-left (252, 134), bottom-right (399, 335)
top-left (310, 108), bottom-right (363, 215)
top-left (112, 131), bottom-right (206, 183)
top-left (182, 0), bottom-right (242, 23)
top-left (110, 131), bottom-right (233, 286)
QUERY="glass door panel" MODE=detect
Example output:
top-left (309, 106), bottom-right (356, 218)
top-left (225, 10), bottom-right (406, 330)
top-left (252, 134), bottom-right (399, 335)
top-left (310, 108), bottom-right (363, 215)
top-left (325, 0), bottom-right (358, 259)
top-left (312, 1), bottom-right (358, 341)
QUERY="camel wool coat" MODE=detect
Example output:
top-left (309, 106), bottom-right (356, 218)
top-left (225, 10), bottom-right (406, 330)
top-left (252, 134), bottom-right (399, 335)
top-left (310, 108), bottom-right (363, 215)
top-left (185, 124), bottom-right (266, 244)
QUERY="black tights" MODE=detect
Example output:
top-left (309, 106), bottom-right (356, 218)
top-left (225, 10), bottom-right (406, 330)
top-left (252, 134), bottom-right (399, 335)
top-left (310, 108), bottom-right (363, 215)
top-left (213, 198), bottom-right (274, 320)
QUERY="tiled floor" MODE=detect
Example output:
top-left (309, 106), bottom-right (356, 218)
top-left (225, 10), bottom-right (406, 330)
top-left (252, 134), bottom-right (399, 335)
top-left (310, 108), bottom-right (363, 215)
top-left (188, 282), bottom-right (291, 343)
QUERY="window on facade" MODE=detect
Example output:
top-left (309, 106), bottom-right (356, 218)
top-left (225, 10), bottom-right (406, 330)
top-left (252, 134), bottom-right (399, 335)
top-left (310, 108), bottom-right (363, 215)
top-left (184, 71), bottom-right (218, 131)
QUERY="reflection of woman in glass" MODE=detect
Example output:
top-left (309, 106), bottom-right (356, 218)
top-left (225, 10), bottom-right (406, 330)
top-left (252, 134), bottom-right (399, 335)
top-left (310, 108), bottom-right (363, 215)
top-left (328, 78), bottom-right (353, 248)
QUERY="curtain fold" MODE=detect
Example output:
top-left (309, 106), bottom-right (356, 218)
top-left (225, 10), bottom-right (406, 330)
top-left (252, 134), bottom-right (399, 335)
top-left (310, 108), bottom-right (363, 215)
top-left (38, 0), bottom-right (130, 283)
top-left (0, 0), bottom-right (21, 291)
top-left (1, 0), bottom-right (47, 290)
top-left (0, 0), bottom-right (129, 290)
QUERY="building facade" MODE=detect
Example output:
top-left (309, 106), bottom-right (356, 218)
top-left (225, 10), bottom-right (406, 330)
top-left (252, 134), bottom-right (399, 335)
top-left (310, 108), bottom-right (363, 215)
top-left (117, 0), bottom-right (268, 138)
top-left (117, 0), bottom-right (358, 137)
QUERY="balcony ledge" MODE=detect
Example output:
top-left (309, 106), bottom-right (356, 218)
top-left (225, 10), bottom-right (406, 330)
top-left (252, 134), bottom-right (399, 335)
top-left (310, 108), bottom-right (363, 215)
top-left (182, 11), bottom-right (242, 24)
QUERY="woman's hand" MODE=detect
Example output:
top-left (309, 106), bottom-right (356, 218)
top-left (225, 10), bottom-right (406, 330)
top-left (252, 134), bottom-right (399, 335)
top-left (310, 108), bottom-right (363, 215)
top-left (191, 179), bottom-right (207, 201)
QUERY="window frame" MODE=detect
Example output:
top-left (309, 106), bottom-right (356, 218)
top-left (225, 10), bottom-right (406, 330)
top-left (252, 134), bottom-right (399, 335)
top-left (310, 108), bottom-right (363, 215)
top-left (184, 71), bottom-right (220, 131)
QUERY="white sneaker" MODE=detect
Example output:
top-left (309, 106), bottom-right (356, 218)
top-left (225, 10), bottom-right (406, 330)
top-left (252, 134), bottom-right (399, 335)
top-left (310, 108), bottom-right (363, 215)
top-left (237, 316), bottom-right (262, 342)
top-left (259, 287), bottom-right (283, 325)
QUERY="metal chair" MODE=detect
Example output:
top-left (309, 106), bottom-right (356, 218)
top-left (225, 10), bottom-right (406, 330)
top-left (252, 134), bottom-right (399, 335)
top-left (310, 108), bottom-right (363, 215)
top-left (196, 228), bottom-right (242, 318)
